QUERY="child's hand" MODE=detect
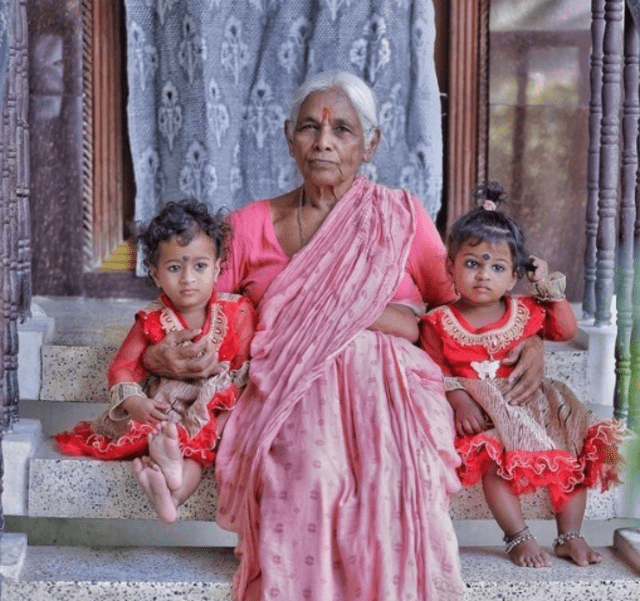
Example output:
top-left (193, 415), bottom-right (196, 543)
top-left (122, 395), bottom-right (169, 424)
top-left (447, 389), bottom-right (491, 437)
top-left (526, 255), bottom-right (549, 283)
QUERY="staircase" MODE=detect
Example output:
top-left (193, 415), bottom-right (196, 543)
top-left (2, 296), bottom-right (640, 600)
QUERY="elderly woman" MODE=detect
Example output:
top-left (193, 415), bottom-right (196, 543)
top-left (144, 71), bottom-right (543, 601)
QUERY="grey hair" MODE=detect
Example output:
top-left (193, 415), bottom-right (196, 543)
top-left (288, 71), bottom-right (379, 145)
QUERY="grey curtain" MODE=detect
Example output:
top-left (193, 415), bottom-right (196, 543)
top-left (125, 0), bottom-right (444, 236)
top-left (0, 0), bottom-right (11, 103)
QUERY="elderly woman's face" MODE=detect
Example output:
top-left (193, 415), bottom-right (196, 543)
top-left (287, 88), bottom-right (376, 195)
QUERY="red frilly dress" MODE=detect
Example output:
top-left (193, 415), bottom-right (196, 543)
top-left (419, 294), bottom-right (624, 512)
top-left (55, 291), bottom-right (256, 468)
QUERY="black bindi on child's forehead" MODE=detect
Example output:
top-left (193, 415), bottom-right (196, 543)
top-left (181, 255), bottom-right (189, 262)
top-left (482, 253), bottom-right (491, 261)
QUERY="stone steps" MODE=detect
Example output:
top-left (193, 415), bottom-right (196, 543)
top-left (22, 434), bottom-right (616, 523)
top-left (35, 339), bottom-right (592, 405)
top-left (27, 296), bottom-right (593, 406)
top-left (2, 533), bottom-right (640, 601)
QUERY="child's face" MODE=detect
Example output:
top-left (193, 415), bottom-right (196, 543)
top-left (150, 230), bottom-right (220, 315)
top-left (448, 239), bottom-right (517, 308)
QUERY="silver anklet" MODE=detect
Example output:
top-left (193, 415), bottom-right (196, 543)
top-left (553, 531), bottom-right (584, 548)
top-left (504, 528), bottom-right (536, 554)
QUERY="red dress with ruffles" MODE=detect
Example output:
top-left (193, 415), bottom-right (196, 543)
top-left (55, 291), bottom-right (256, 468)
top-left (419, 295), bottom-right (623, 512)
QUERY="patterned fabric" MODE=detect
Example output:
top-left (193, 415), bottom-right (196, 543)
top-left (215, 178), bottom-right (464, 600)
top-left (124, 0), bottom-right (444, 271)
top-left (0, 0), bottom-right (11, 104)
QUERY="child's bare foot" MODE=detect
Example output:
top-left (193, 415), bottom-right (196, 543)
top-left (507, 532), bottom-right (552, 568)
top-left (132, 456), bottom-right (178, 523)
top-left (554, 533), bottom-right (603, 567)
top-left (148, 421), bottom-right (183, 491)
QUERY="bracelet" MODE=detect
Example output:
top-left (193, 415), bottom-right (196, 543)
top-left (109, 382), bottom-right (146, 408)
top-left (444, 377), bottom-right (465, 392)
top-left (530, 272), bottom-right (567, 302)
top-left (552, 531), bottom-right (584, 548)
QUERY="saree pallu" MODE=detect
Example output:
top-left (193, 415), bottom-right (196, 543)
top-left (215, 177), bottom-right (464, 601)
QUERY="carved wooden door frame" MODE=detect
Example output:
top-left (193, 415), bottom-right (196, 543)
top-left (446, 0), bottom-right (490, 227)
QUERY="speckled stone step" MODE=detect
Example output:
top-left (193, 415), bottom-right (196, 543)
top-left (2, 543), bottom-right (639, 601)
top-left (33, 295), bottom-right (592, 403)
top-left (26, 437), bottom-right (616, 522)
top-left (38, 339), bottom-right (590, 403)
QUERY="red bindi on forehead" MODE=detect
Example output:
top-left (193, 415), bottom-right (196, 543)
top-left (322, 107), bottom-right (331, 121)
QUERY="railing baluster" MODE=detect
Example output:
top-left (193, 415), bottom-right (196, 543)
top-left (2, 0), bottom-right (21, 429)
top-left (584, 0), bottom-right (607, 319)
top-left (16, 0), bottom-right (30, 319)
top-left (0, 0), bottom-right (20, 539)
top-left (595, 0), bottom-right (625, 326)
top-left (615, 4), bottom-right (639, 424)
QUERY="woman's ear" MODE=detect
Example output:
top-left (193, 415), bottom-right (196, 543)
top-left (363, 128), bottom-right (381, 162)
top-left (284, 120), bottom-right (294, 156)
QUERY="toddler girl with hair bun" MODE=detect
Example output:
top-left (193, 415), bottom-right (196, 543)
top-left (419, 182), bottom-right (624, 569)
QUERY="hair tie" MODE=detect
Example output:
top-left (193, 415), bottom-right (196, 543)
top-left (482, 200), bottom-right (496, 211)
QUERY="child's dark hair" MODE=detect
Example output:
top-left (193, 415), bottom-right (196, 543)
top-left (136, 199), bottom-right (231, 272)
top-left (446, 182), bottom-right (534, 277)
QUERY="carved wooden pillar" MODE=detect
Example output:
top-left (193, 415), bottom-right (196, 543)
top-left (615, 5), bottom-right (639, 424)
top-left (447, 0), bottom-right (490, 225)
top-left (595, 0), bottom-right (624, 326)
top-left (585, 0), bottom-right (607, 319)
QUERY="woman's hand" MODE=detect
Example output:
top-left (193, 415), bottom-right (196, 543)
top-left (502, 335), bottom-right (544, 405)
top-left (447, 389), bottom-right (490, 437)
top-left (368, 304), bottom-right (419, 342)
top-left (122, 395), bottom-right (169, 424)
top-left (143, 330), bottom-right (219, 379)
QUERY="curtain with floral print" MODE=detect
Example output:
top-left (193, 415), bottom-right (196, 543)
top-left (0, 0), bottom-right (10, 105)
top-left (125, 0), bottom-right (443, 244)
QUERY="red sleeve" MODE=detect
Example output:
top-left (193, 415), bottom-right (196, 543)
top-left (406, 197), bottom-right (456, 310)
top-left (418, 313), bottom-right (453, 376)
top-left (106, 319), bottom-right (149, 388)
top-left (230, 297), bottom-right (257, 368)
top-left (539, 299), bottom-right (578, 341)
top-left (216, 209), bottom-right (246, 294)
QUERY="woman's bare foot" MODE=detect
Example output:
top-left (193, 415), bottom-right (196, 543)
top-left (508, 535), bottom-right (552, 568)
top-left (554, 534), bottom-right (603, 567)
top-left (132, 456), bottom-right (178, 523)
top-left (148, 421), bottom-right (184, 491)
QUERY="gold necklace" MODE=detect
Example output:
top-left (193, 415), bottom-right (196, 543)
top-left (297, 187), bottom-right (306, 247)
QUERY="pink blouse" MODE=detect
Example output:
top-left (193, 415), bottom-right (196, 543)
top-left (216, 195), bottom-right (455, 311)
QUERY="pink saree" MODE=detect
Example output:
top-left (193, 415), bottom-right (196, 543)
top-left (216, 177), bottom-right (464, 601)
